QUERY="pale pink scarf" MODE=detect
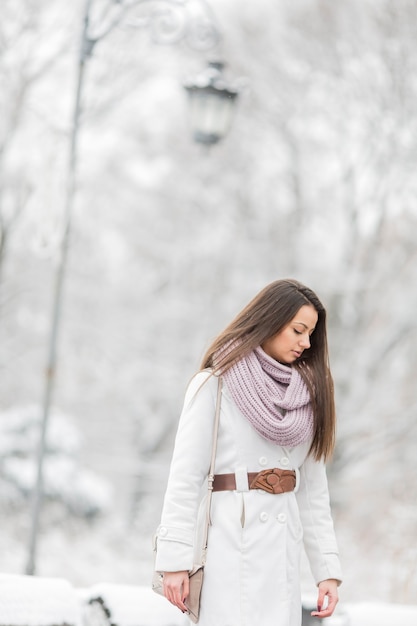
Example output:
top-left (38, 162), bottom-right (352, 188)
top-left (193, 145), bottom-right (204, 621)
top-left (221, 346), bottom-right (314, 447)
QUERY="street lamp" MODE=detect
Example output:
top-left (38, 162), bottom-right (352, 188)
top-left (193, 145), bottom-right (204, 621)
top-left (26, 0), bottom-right (239, 576)
top-left (184, 61), bottom-right (240, 145)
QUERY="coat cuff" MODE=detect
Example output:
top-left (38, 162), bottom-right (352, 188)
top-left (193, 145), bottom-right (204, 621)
top-left (310, 552), bottom-right (343, 587)
top-left (154, 526), bottom-right (195, 572)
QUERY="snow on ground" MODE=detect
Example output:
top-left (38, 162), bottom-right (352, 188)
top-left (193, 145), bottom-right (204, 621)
top-left (343, 602), bottom-right (417, 626)
top-left (0, 574), bottom-right (416, 626)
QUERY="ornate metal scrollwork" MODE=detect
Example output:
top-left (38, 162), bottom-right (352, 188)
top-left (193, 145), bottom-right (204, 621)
top-left (140, 0), bottom-right (221, 50)
top-left (87, 0), bottom-right (221, 54)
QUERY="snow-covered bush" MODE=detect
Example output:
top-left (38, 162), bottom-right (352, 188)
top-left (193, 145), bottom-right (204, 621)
top-left (78, 584), bottom-right (188, 626)
top-left (0, 405), bottom-right (112, 518)
top-left (0, 573), bottom-right (81, 626)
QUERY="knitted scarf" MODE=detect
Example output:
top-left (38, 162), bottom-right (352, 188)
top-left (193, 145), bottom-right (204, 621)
top-left (221, 346), bottom-right (314, 447)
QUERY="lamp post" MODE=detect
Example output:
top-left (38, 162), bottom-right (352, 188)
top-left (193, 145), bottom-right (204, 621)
top-left (26, 0), bottom-right (239, 576)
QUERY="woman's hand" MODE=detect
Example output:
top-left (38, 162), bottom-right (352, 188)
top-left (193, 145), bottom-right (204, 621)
top-left (162, 571), bottom-right (189, 613)
top-left (311, 578), bottom-right (339, 618)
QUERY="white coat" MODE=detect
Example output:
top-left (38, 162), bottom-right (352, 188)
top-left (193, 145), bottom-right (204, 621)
top-left (155, 371), bottom-right (342, 626)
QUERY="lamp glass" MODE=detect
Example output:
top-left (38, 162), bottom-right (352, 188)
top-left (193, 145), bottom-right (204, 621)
top-left (188, 91), bottom-right (236, 145)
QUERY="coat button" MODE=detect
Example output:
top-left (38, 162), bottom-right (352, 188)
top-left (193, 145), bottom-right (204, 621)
top-left (277, 513), bottom-right (287, 523)
top-left (281, 457), bottom-right (289, 467)
top-left (159, 527), bottom-right (168, 536)
top-left (259, 512), bottom-right (268, 522)
top-left (259, 456), bottom-right (268, 466)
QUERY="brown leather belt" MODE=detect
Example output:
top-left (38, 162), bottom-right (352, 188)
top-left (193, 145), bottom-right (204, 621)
top-left (212, 468), bottom-right (296, 495)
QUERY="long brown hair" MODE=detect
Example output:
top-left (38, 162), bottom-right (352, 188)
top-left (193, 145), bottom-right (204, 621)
top-left (201, 279), bottom-right (336, 461)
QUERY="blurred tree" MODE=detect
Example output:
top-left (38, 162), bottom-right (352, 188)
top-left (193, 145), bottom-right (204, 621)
top-left (0, 0), bottom-right (76, 283)
top-left (0, 0), bottom-right (416, 600)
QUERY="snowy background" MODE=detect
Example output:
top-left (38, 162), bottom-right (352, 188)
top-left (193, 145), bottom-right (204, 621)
top-left (1, 0), bottom-right (416, 612)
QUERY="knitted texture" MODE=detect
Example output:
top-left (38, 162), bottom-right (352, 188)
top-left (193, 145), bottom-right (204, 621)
top-left (221, 346), bottom-right (314, 447)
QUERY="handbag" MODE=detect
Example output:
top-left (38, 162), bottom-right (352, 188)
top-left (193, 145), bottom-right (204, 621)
top-left (152, 376), bottom-right (223, 623)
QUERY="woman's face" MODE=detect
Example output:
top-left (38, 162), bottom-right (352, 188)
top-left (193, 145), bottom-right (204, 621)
top-left (261, 304), bottom-right (318, 364)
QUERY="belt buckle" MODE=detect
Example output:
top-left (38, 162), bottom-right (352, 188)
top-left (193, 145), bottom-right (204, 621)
top-left (249, 468), bottom-right (294, 494)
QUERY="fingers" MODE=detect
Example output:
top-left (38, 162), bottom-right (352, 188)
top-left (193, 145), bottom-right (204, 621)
top-left (311, 601), bottom-right (337, 618)
top-left (182, 575), bottom-right (190, 606)
top-left (311, 579), bottom-right (339, 618)
top-left (163, 571), bottom-right (189, 613)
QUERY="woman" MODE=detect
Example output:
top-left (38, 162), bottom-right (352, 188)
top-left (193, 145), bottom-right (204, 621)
top-left (155, 279), bottom-right (342, 626)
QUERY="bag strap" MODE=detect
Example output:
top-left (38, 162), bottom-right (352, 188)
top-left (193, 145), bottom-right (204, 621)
top-left (201, 376), bottom-right (222, 563)
top-left (209, 376), bottom-right (223, 485)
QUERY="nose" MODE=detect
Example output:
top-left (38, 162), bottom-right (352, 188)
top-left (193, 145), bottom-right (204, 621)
top-left (300, 334), bottom-right (311, 349)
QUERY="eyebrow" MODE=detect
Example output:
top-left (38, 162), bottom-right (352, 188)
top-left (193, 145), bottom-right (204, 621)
top-left (293, 321), bottom-right (316, 332)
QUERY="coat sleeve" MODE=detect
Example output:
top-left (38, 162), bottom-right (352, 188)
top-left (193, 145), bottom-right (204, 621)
top-left (295, 455), bottom-right (343, 586)
top-left (154, 371), bottom-right (217, 572)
